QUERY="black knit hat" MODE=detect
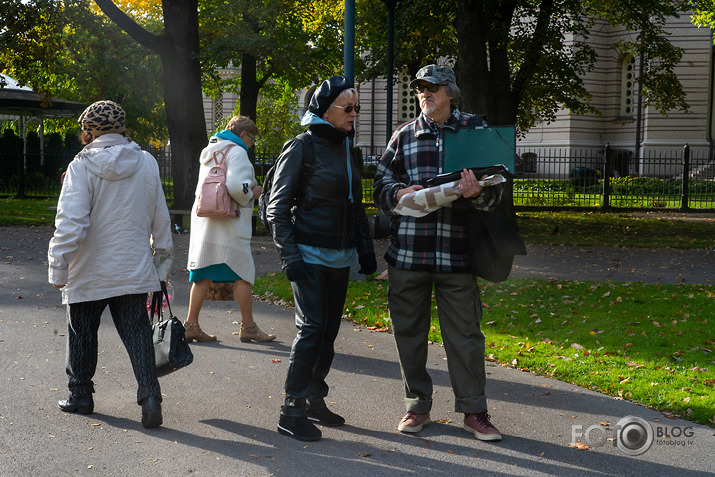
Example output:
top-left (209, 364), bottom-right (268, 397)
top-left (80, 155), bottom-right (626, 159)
top-left (308, 76), bottom-right (354, 117)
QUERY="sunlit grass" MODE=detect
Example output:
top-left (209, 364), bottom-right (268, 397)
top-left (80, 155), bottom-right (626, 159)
top-left (516, 211), bottom-right (714, 249)
top-left (253, 273), bottom-right (715, 427)
top-left (0, 198), bottom-right (57, 226)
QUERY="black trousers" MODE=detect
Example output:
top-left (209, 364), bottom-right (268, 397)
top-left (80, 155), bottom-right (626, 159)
top-left (65, 294), bottom-right (161, 404)
top-left (283, 263), bottom-right (349, 415)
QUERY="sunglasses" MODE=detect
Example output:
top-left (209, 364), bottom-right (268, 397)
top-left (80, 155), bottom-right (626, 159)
top-left (333, 103), bottom-right (361, 114)
top-left (413, 83), bottom-right (446, 94)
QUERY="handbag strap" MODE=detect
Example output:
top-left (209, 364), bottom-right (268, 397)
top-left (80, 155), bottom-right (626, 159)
top-left (149, 289), bottom-right (162, 324)
top-left (210, 144), bottom-right (236, 167)
top-left (160, 281), bottom-right (174, 318)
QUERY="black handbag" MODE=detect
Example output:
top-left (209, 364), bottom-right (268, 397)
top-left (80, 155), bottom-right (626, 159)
top-left (150, 282), bottom-right (193, 377)
top-left (467, 207), bottom-right (526, 282)
top-left (463, 171), bottom-right (526, 282)
top-left (427, 164), bottom-right (526, 281)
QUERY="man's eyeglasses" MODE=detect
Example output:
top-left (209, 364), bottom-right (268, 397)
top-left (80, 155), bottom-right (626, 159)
top-left (245, 133), bottom-right (256, 144)
top-left (333, 103), bottom-right (361, 114)
top-left (413, 83), bottom-right (446, 94)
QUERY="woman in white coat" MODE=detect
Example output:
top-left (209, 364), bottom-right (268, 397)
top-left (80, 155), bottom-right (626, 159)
top-left (48, 100), bottom-right (173, 428)
top-left (185, 115), bottom-right (275, 343)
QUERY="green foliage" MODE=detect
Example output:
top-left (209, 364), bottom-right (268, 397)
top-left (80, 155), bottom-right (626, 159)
top-left (356, 0), bottom-right (458, 81)
top-left (356, 0), bottom-right (691, 131)
top-left (253, 82), bottom-right (305, 154)
top-left (199, 0), bottom-right (346, 98)
top-left (211, 80), bottom-right (304, 156)
top-left (0, 1), bottom-right (167, 146)
top-left (692, 0), bottom-right (715, 34)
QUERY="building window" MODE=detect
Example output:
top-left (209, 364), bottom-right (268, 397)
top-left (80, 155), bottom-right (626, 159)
top-left (213, 93), bottom-right (224, 129)
top-left (398, 70), bottom-right (418, 122)
top-left (620, 54), bottom-right (636, 118)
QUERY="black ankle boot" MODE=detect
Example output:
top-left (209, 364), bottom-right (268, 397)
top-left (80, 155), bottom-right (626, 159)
top-left (278, 406), bottom-right (321, 441)
top-left (306, 406), bottom-right (345, 427)
top-left (58, 393), bottom-right (94, 414)
top-left (141, 396), bottom-right (162, 428)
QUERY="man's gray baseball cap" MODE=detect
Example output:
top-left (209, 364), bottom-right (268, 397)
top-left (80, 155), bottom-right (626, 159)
top-left (409, 64), bottom-right (456, 88)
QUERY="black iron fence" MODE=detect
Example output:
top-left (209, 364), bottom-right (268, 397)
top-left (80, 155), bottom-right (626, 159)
top-left (512, 145), bottom-right (715, 211)
top-left (3, 140), bottom-right (714, 213)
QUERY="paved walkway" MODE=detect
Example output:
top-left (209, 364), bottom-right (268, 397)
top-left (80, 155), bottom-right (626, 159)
top-left (0, 226), bottom-right (713, 476)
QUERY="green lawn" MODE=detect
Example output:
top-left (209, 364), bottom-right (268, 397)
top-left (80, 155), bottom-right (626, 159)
top-left (254, 273), bottom-right (715, 428)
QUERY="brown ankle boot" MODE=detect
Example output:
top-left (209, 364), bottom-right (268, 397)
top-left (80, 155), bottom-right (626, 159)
top-left (239, 322), bottom-right (276, 342)
top-left (183, 322), bottom-right (217, 342)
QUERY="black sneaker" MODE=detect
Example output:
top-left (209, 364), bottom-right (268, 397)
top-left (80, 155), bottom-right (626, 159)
top-left (306, 407), bottom-right (345, 427)
top-left (278, 414), bottom-right (322, 441)
top-left (58, 393), bottom-right (94, 415)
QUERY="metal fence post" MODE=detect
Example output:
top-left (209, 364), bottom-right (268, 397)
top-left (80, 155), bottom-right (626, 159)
top-left (602, 144), bottom-right (611, 210)
top-left (680, 144), bottom-right (690, 211)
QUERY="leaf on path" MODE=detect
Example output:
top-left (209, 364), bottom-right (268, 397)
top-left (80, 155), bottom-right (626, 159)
top-left (569, 442), bottom-right (591, 450)
top-left (358, 452), bottom-right (372, 457)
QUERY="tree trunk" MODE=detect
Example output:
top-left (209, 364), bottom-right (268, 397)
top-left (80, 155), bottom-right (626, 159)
top-left (93, 0), bottom-right (207, 211)
top-left (456, 0), bottom-right (519, 126)
top-left (239, 53), bottom-right (259, 121)
top-left (161, 2), bottom-right (207, 211)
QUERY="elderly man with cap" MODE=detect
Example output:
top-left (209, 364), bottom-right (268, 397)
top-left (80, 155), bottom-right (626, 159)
top-left (266, 76), bottom-right (376, 441)
top-left (48, 100), bottom-right (173, 428)
top-left (373, 65), bottom-right (504, 441)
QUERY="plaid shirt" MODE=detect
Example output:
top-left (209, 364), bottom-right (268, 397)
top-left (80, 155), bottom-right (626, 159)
top-left (373, 109), bottom-right (501, 272)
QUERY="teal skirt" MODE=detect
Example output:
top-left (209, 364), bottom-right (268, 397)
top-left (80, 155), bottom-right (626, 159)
top-left (188, 263), bottom-right (242, 283)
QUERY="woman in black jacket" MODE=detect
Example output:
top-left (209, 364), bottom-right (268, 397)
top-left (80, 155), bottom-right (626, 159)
top-left (266, 76), bottom-right (376, 441)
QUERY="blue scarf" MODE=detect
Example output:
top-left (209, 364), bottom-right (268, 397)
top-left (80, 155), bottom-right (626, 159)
top-left (214, 129), bottom-right (249, 153)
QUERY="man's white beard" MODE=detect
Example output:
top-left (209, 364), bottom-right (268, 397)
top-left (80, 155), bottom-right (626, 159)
top-left (421, 101), bottom-right (436, 117)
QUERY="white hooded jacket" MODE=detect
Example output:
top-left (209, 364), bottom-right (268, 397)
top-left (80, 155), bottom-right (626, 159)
top-left (48, 134), bottom-right (173, 304)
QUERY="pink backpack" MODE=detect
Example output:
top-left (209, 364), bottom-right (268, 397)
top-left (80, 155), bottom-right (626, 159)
top-left (196, 144), bottom-right (238, 218)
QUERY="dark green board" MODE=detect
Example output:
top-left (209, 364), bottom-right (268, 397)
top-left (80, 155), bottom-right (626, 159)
top-left (443, 126), bottom-right (516, 173)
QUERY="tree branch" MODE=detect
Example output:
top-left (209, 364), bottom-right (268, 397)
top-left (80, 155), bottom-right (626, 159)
top-left (93, 0), bottom-right (170, 55)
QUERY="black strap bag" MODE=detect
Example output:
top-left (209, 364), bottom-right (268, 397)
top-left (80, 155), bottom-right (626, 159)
top-left (150, 282), bottom-right (193, 377)
top-left (428, 166), bottom-right (527, 282)
top-left (466, 206), bottom-right (526, 282)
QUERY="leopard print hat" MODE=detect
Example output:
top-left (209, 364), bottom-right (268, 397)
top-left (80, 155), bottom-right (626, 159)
top-left (78, 100), bottom-right (126, 136)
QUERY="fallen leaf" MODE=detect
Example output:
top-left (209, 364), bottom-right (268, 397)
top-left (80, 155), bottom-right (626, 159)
top-left (569, 442), bottom-right (591, 450)
top-left (358, 452), bottom-right (372, 457)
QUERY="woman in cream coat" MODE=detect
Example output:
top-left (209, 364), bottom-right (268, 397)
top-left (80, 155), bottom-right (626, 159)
top-left (185, 115), bottom-right (275, 343)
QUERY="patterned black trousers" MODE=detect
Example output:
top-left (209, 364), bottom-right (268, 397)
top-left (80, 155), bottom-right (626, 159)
top-left (65, 293), bottom-right (161, 404)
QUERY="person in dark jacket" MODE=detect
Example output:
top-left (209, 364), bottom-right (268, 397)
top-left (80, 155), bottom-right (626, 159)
top-left (266, 76), bottom-right (376, 441)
